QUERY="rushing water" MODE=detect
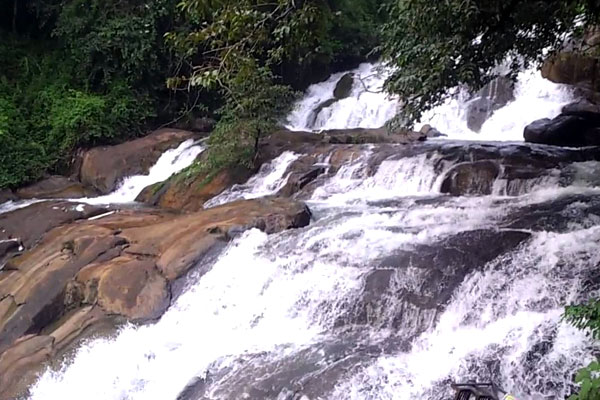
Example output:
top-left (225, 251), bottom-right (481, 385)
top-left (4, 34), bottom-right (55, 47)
top-left (81, 139), bottom-right (205, 205)
top-left (0, 139), bottom-right (204, 215)
top-left (23, 64), bottom-right (600, 399)
top-left (286, 62), bottom-right (573, 142)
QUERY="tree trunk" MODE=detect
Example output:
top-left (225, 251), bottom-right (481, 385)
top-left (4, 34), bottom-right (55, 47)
top-left (12, 0), bottom-right (17, 34)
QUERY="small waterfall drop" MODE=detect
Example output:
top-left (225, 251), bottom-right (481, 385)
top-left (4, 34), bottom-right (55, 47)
top-left (287, 63), bottom-right (573, 143)
top-left (83, 139), bottom-right (205, 205)
top-left (204, 151), bottom-right (300, 208)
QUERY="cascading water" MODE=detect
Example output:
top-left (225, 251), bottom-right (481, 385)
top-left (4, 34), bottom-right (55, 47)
top-left (286, 62), bottom-right (573, 142)
top-left (82, 139), bottom-right (205, 205)
top-left (0, 139), bottom-right (204, 215)
top-left (28, 136), bottom-right (600, 399)
top-left (204, 152), bottom-right (300, 208)
top-left (21, 60), bottom-right (600, 400)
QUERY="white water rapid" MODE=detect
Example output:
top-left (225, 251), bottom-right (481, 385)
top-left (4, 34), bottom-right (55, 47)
top-left (286, 62), bottom-right (573, 142)
top-left (18, 62), bottom-right (600, 400)
top-left (0, 139), bottom-right (204, 215)
top-left (82, 139), bottom-right (204, 205)
top-left (28, 138), bottom-right (600, 399)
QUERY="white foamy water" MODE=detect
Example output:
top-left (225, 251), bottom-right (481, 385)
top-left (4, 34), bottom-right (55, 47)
top-left (0, 139), bottom-right (204, 215)
top-left (81, 139), bottom-right (204, 205)
top-left (419, 68), bottom-right (574, 141)
top-left (204, 151), bottom-right (300, 208)
top-left (287, 63), bottom-right (573, 143)
top-left (28, 142), bottom-right (600, 399)
top-left (286, 63), bottom-right (399, 131)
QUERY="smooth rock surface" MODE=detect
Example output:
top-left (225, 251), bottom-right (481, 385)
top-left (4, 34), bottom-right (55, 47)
top-left (80, 129), bottom-right (195, 194)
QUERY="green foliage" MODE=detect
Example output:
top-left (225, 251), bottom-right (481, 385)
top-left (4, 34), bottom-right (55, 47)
top-left (564, 300), bottom-right (600, 399)
top-left (381, 0), bottom-right (600, 127)
top-left (565, 300), bottom-right (600, 340)
top-left (569, 361), bottom-right (600, 400)
top-left (183, 66), bottom-right (297, 183)
top-left (46, 0), bottom-right (177, 88)
top-left (0, 36), bottom-right (152, 188)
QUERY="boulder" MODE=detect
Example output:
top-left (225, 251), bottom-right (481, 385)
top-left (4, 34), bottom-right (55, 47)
top-left (344, 229), bottom-right (531, 332)
top-left (466, 76), bottom-right (514, 132)
top-left (524, 115), bottom-right (600, 147)
top-left (333, 73), bottom-right (354, 99)
top-left (16, 175), bottom-right (98, 199)
top-left (562, 99), bottom-right (600, 118)
top-left (0, 197), bottom-right (311, 398)
top-left (307, 98), bottom-right (338, 128)
top-left (0, 190), bottom-right (17, 204)
top-left (0, 201), bottom-right (106, 248)
top-left (440, 160), bottom-right (501, 196)
top-left (420, 124), bottom-right (445, 138)
top-left (80, 129), bottom-right (195, 194)
top-left (136, 165), bottom-right (255, 212)
top-left (541, 52), bottom-right (600, 91)
top-left (75, 257), bottom-right (170, 320)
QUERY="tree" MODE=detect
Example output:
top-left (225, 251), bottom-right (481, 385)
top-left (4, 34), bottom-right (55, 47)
top-left (380, 0), bottom-right (600, 127)
top-left (564, 300), bottom-right (600, 400)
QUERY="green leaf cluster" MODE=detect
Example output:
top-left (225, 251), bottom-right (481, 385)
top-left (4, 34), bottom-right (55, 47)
top-left (381, 0), bottom-right (600, 127)
top-left (564, 300), bottom-right (600, 399)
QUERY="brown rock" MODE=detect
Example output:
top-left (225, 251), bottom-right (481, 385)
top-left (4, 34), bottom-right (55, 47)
top-left (0, 189), bottom-right (17, 204)
top-left (0, 197), bottom-right (311, 397)
top-left (93, 257), bottom-right (169, 320)
top-left (0, 200), bottom-right (106, 248)
top-left (16, 176), bottom-right (98, 199)
top-left (0, 335), bottom-right (54, 399)
top-left (541, 52), bottom-right (600, 91)
top-left (440, 161), bottom-right (501, 196)
top-left (137, 166), bottom-right (255, 212)
top-left (80, 129), bottom-right (196, 194)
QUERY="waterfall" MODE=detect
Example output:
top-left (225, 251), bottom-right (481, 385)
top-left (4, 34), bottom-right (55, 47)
top-left (286, 63), bottom-right (573, 142)
top-left (28, 138), bottom-right (600, 398)
top-left (0, 139), bottom-right (204, 215)
top-left (204, 152), bottom-right (300, 208)
top-left (82, 139), bottom-right (205, 205)
top-left (18, 61), bottom-right (600, 400)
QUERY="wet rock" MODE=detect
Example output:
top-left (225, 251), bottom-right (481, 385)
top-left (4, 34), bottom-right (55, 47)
top-left (0, 197), bottom-right (311, 397)
top-left (502, 194), bottom-right (600, 232)
top-left (0, 190), bottom-right (17, 204)
top-left (323, 127), bottom-right (426, 144)
top-left (344, 230), bottom-right (531, 333)
top-left (541, 52), bottom-right (600, 91)
top-left (562, 99), bottom-right (600, 117)
top-left (440, 160), bottom-right (501, 196)
top-left (80, 129), bottom-right (195, 194)
top-left (0, 201), bottom-right (106, 248)
top-left (466, 76), bottom-right (514, 132)
top-left (16, 175), bottom-right (98, 199)
top-left (524, 115), bottom-right (600, 147)
top-left (420, 124), bottom-right (445, 138)
top-left (307, 98), bottom-right (338, 128)
top-left (0, 239), bottom-right (21, 271)
top-left (334, 73), bottom-right (354, 99)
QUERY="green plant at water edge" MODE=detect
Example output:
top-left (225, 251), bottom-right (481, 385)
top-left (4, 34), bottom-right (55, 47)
top-left (564, 300), bottom-right (600, 400)
top-left (181, 66), bottom-right (297, 184)
top-left (380, 0), bottom-right (600, 128)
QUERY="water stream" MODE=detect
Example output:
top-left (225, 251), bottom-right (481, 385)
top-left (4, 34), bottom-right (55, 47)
top-left (23, 64), bottom-right (600, 399)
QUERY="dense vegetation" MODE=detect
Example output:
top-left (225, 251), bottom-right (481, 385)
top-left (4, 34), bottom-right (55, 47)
top-left (381, 0), bottom-right (600, 127)
top-left (0, 0), bottom-right (382, 189)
